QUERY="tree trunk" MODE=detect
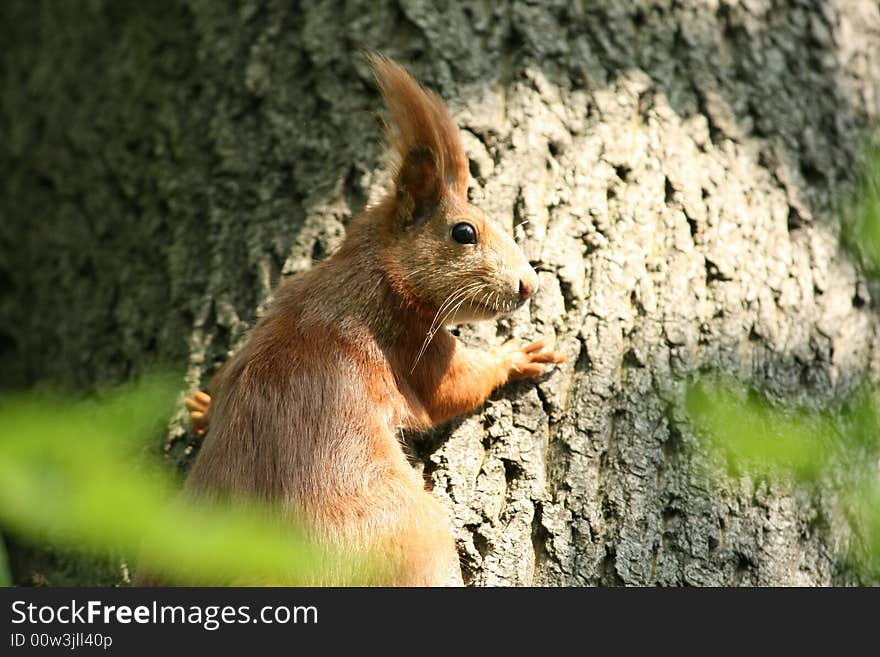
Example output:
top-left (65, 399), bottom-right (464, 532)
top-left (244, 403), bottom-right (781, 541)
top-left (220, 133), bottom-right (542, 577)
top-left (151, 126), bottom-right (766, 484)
top-left (2, 0), bottom-right (879, 585)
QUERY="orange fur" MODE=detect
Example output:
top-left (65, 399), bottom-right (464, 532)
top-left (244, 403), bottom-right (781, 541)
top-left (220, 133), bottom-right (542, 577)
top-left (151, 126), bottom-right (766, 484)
top-left (137, 55), bottom-right (564, 587)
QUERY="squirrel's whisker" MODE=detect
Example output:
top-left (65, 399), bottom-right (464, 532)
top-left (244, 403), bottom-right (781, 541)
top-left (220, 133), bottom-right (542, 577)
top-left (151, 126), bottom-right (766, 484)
top-left (411, 282), bottom-right (482, 372)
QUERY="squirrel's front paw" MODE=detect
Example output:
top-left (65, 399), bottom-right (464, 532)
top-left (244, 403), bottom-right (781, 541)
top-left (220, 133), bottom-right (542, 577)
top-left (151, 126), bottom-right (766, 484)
top-left (500, 338), bottom-right (566, 381)
top-left (184, 390), bottom-right (212, 434)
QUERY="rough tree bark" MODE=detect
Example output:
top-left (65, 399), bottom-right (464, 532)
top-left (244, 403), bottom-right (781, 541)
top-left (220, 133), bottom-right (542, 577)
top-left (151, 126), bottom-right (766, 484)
top-left (2, 0), bottom-right (879, 585)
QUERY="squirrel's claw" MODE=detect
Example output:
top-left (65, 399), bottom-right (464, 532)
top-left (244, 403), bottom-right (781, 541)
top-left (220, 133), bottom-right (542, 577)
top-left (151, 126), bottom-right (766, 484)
top-left (185, 391), bottom-right (212, 434)
top-left (502, 338), bottom-right (566, 381)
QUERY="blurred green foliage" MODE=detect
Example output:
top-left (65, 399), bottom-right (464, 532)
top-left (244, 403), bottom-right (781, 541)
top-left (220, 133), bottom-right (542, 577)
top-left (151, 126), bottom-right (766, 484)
top-left (684, 377), bottom-right (880, 578)
top-left (0, 374), bottom-right (380, 586)
top-left (843, 139), bottom-right (880, 277)
top-left (682, 136), bottom-right (880, 581)
top-left (685, 378), bottom-right (880, 481)
top-left (0, 535), bottom-right (10, 586)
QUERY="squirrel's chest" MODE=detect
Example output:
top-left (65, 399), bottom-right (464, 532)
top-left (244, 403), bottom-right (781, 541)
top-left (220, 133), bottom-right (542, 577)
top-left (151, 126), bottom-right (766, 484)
top-left (329, 328), bottom-right (430, 430)
top-left (373, 369), bottom-right (431, 432)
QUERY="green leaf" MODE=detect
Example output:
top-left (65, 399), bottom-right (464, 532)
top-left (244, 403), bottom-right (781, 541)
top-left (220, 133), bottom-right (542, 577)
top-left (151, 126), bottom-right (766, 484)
top-left (0, 374), bottom-right (384, 585)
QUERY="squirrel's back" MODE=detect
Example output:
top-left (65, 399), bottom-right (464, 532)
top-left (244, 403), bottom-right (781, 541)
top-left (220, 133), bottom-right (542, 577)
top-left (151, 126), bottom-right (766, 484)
top-left (187, 250), bottom-right (416, 501)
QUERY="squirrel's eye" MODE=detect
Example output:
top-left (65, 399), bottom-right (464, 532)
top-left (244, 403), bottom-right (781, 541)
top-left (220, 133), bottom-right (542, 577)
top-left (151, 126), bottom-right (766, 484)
top-left (451, 222), bottom-right (477, 245)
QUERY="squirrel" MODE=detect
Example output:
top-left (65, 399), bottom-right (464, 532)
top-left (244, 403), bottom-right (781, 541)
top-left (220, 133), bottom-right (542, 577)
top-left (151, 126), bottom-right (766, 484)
top-left (162, 54), bottom-right (564, 586)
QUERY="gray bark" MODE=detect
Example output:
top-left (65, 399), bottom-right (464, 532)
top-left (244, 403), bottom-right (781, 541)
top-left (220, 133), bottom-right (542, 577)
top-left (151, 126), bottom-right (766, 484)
top-left (2, 0), bottom-right (879, 585)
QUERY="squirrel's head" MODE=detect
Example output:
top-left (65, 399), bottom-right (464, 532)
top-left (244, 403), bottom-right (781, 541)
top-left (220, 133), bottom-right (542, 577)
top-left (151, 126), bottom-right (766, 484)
top-left (369, 54), bottom-right (538, 324)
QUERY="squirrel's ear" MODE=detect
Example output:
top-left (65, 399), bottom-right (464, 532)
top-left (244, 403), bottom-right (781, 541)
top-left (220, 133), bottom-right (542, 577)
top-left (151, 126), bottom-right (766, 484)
top-left (368, 52), bottom-right (469, 206)
top-left (396, 145), bottom-right (441, 227)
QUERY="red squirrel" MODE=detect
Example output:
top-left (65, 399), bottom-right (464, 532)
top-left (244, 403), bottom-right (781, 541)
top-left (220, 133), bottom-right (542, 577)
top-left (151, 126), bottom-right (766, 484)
top-left (169, 55), bottom-right (564, 586)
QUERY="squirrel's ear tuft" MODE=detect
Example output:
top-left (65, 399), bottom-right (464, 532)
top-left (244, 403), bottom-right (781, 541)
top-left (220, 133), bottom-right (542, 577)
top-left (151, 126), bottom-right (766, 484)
top-left (396, 145), bottom-right (441, 227)
top-left (367, 53), bottom-right (469, 208)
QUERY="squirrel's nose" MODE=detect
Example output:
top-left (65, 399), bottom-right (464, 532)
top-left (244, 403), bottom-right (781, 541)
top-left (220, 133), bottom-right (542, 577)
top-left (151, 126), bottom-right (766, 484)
top-left (518, 271), bottom-right (539, 300)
